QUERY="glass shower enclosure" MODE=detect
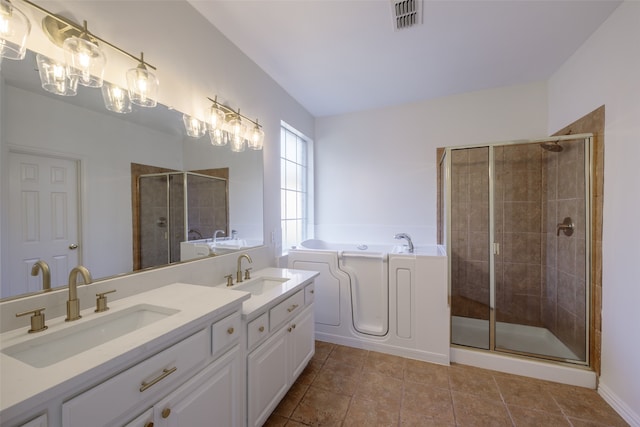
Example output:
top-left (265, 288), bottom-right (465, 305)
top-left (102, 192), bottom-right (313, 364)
top-left (440, 135), bottom-right (592, 364)
top-left (138, 172), bottom-right (228, 269)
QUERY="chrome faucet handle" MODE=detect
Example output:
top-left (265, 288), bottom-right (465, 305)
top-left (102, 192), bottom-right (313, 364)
top-left (95, 289), bottom-right (116, 313)
top-left (16, 307), bottom-right (48, 333)
top-left (244, 267), bottom-right (252, 280)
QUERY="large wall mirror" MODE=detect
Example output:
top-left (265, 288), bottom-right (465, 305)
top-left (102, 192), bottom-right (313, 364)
top-left (0, 50), bottom-right (264, 300)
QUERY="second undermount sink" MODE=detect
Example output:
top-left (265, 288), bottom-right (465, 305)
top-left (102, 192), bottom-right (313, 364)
top-left (2, 304), bottom-right (179, 368)
top-left (233, 277), bottom-right (289, 295)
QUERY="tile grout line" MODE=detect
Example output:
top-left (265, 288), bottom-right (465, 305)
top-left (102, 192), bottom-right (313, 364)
top-left (492, 374), bottom-right (517, 426)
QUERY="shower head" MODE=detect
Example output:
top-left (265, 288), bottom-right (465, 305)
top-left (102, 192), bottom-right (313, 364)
top-left (540, 141), bottom-right (563, 152)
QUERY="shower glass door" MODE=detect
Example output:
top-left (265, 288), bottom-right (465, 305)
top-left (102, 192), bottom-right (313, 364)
top-left (447, 136), bottom-right (591, 364)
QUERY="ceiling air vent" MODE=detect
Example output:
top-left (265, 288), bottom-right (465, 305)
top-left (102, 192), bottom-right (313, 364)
top-left (390, 0), bottom-right (422, 31)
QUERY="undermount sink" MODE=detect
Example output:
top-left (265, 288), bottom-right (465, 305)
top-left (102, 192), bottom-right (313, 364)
top-left (2, 304), bottom-right (179, 368)
top-left (233, 277), bottom-right (289, 295)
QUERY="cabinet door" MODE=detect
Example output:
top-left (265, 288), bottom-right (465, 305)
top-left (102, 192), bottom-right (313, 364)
top-left (289, 304), bottom-right (315, 381)
top-left (19, 414), bottom-right (47, 427)
top-left (247, 327), bottom-right (288, 427)
top-left (123, 409), bottom-right (154, 427)
top-left (155, 345), bottom-right (241, 427)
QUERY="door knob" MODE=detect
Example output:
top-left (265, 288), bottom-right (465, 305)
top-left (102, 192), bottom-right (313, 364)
top-left (69, 243), bottom-right (78, 249)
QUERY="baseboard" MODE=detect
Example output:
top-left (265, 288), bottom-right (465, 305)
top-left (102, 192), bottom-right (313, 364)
top-left (598, 382), bottom-right (640, 427)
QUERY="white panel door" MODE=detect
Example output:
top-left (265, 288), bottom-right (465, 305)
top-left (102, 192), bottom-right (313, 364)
top-left (6, 152), bottom-right (79, 297)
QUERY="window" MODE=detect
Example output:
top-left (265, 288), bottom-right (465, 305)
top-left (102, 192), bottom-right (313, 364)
top-left (280, 123), bottom-right (312, 254)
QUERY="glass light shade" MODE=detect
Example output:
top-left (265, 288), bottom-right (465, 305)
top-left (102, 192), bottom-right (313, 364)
top-left (0, 0), bottom-right (30, 61)
top-left (126, 64), bottom-right (158, 108)
top-left (248, 123), bottom-right (264, 150)
top-left (228, 115), bottom-right (246, 152)
top-left (209, 127), bottom-right (227, 146)
top-left (36, 54), bottom-right (78, 96)
top-left (63, 36), bottom-right (106, 87)
top-left (208, 104), bottom-right (226, 131)
top-left (101, 82), bottom-right (132, 114)
top-left (183, 114), bottom-right (206, 138)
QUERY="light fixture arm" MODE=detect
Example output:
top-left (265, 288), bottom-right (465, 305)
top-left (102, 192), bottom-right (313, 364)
top-left (21, 0), bottom-right (157, 70)
top-left (207, 96), bottom-right (259, 127)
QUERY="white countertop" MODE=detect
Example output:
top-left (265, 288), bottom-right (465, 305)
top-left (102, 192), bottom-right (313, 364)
top-left (217, 267), bottom-right (319, 318)
top-left (0, 283), bottom-right (249, 421)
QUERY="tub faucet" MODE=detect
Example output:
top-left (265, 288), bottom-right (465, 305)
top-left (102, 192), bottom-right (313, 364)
top-left (31, 260), bottom-right (51, 292)
top-left (66, 266), bottom-right (93, 322)
top-left (394, 233), bottom-right (414, 253)
top-left (213, 229), bottom-right (226, 243)
top-left (236, 253), bottom-right (253, 283)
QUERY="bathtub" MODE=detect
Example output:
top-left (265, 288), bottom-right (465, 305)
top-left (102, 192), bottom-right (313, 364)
top-left (288, 239), bottom-right (450, 365)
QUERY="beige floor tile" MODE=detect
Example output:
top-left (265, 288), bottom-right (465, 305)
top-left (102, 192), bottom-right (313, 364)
top-left (404, 359), bottom-right (450, 389)
top-left (355, 371), bottom-right (404, 406)
top-left (452, 391), bottom-right (512, 426)
top-left (327, 344), bottom-right (368, 367)
top-left (508, 405), bottom-right (571, 426)
top-left (273, 382), bottom-right (309, 418)
top-left (296, 358), bottom-right (322, 385)
top-left (343, 397), bottom-right (401, 426)
top-left (449, 364), bottom-right (502, 400)
top-left (313, 340), bottom-right (335, 362)
top-left (494, 374), bottom-right (562, 413)
top-left (365, 351), bottom-right (406, 379)
top-left (549, 384), bottom-right (629, 427)
top-left (284, 421), bottom-right (309, 427)
top-left (290, 385), bottom-right (351, 426)
top-left (567, 417), bottom-right (626, 427)
top-left (401, 382), bottom-right (455, 425)
top-left (312, 357), bottom-right (363, 396)
top-left (262, 413), bottom-right (289, 427)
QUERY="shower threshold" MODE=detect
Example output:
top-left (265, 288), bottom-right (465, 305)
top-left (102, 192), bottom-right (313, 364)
top-left (452, 316), bottom-right (579, 361)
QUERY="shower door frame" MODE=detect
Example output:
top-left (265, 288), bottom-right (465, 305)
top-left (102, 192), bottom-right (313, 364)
top-left (443, 133), bottom-right (593, 365)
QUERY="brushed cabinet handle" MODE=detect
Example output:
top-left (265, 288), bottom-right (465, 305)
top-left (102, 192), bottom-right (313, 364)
top-left (140, 367), bottom-right (177, 392)
top-left (227, 327), bottom-right (234, 334)
top-left (287, 304), bottom-right (299, 313)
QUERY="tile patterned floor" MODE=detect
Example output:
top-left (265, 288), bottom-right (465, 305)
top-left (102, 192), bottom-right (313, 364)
top-left (263, 341), bottom-right (628, 427)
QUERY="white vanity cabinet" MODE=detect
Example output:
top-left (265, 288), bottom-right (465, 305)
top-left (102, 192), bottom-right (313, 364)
top-left (62, 310), bottom-right (243, 427)
top-left (246, 282), bottom-right (315, 427)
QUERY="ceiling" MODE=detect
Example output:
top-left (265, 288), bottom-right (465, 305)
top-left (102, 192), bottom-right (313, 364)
top-left (188, 0), bottom-right (621, 118)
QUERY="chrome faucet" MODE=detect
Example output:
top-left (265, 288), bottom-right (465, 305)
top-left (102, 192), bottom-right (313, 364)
top-left (31, 260), bottom-right (51, 292)
top-left (236, 253), bottom-right (253, 283)
top-left (213, 229), bottom-right (226, 243)
top-left (394, 233), bottom-right (414, 253)
top-left (66, 266), bottom-right (93, 322)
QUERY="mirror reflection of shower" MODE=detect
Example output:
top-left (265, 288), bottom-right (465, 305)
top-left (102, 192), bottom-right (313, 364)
top-left (540, 140), bottom-right (564, 152)
top-left (138, 172), bottom-right (228, 269)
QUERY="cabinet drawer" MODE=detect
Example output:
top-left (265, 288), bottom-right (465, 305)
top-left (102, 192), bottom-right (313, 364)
top-left (305, 283), bottom-right (315, 305)
top-left (211, 311), bottom-right (241, 356)
top-left (62, 329), bottom-right (208, 427)
top-left (270, 290), bottom-right (304, 331)
top-left (247, 312), bottom-right (269, 349)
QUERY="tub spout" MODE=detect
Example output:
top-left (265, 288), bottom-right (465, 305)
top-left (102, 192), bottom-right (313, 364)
top-left (394, 233), bottom-right (414, 253)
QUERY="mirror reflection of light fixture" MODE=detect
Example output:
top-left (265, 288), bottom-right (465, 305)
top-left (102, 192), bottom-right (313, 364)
top-left (0, 0), bottom-right (30, 60)
top-left (126, 52), bottom-right (158, 108)
top-left (208, 99), bottom-right (227, 145)
top-left (248, 119), bottom-right (264, 150)
top-left (228, 111), bottom-right (246, 153)
top-left (36, 53), bottom-right (78, 96)
top-left (183, 114), bottom-right (206, 138)
top-left (101, 82), bottom-right (132, 113)
top-left (63, 20), bottom-right (106, 88)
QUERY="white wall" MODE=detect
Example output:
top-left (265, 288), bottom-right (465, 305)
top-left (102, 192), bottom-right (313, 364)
top-left (548, 2), bottom-right (640, 424)
top-left (314, 81), bottom-right (548, 246)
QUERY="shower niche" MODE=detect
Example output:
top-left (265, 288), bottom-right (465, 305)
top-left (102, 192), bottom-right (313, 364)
top-left (440, 135), bottom-right (592, 364)
top-left (136, 171), bottom-right (228, 269)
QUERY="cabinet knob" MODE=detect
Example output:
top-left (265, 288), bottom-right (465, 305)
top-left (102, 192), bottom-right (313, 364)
top-left (162, 408), bottom-right (171, 419)
top-left (227, 327), bottom-right (235, 334)
top-left (292, 323), bottom-right (296, 329)
top-left (258, 326), bottom-right (265, 332)
top-left (310, 289), bottom-right (315, 294)
top-left (287, 327), bottom-right (292, 332)
top-left (144, 422), bottom-right (154, 427)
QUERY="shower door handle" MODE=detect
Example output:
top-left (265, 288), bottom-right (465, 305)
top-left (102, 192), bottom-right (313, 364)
top-left (556, 217), bottom-right (574, 236)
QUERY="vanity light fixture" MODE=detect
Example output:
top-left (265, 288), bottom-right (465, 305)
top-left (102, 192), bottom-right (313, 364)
top-left (208, 97), bottom-right (227, 146)
top-left (248, 119), bottom-right (264, 150)
top-left (36, 53), bottom-right (78, 96)
top-left (101, 82), bottom-right (132, 114)
top-left (182, 113), bottom-right (206, 138)
top-left (228, 110), bottom-right (247, 153)
top-left (0, 0), bottom-right (31, 61)
top-left (62, 20), bottom-right (106, 88)
top-left (127, 52), bottom-right (159, 108)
